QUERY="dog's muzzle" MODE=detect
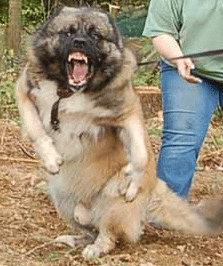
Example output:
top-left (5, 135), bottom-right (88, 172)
top-left (66, 50), bottom-right (94, 89)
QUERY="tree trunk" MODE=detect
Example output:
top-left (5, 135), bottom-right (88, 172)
top-left (6, 0), bottom-right (22, 55)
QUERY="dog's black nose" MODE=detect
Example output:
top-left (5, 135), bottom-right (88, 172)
top-left (73, 37), bottom-right (86, 46)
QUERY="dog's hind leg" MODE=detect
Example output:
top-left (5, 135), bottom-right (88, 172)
top-left (82, 200), bottom-right (143, 258)
top-left (82, 232), bottom-right (116, 258)
top-left (50, 191), bottom-right (97, 250)
top-left (47, 173), bottom-right (98, 248)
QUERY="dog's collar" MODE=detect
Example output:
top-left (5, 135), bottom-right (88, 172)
top-left (51, 86), bottom-right (74, 131)
top-left (51, 84), bottom-right (88, 131)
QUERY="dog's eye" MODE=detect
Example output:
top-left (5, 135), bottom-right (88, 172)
top-left (58, 31), bottom-right (71, 37)
top-left (88, 25), bottom-right (102, 40)
top-left (91, 33), bottom-right (99, 40)
top-left (90, 31), bottom-right (102, 41)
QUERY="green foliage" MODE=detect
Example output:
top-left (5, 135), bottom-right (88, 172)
top-left (0, 0), bottom-right (8, 24)
top-left (214, 106), bottom-right (223, 120)
top-left (133, 67), bottom-right (161, 87)
top-left (133, 38), bottom-right (161, 87)
top-left (0, 0), bottom-right (45, 27)
top-left (21, 0), bottom-right (45, 28)
top-left (115, 0), bottom-right (150, 6)
top-left (116, 6), bottom-right (148, 38)
top-left (0, 27), bottom-right (19, 122)
top-left (147, 128), bottom-right (163, 140)
top-left (0, 74), bottom-right (19, 121)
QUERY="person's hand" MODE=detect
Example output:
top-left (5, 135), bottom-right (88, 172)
top-left (152, 34), bottom-right (202, 84)
top-left (173, 58), bottom-right (202, 84)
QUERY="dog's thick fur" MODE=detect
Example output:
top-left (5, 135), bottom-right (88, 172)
top-left (17, 6), bottom-right (223, 258)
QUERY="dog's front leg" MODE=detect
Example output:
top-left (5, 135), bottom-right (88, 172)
top-left (17, 72), bottom-right (63, 174)
top-left (119, 112), bottom-right (148, 201)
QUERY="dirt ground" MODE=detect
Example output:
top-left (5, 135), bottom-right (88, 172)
top-left (1, 119), bottom-right (223, 266)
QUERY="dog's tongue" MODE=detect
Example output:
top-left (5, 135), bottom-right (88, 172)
top-left (72, 63), bottom-right (88, 83)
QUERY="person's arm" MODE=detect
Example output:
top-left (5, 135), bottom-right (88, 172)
top-left (152, 34), bottom-right (202, 84)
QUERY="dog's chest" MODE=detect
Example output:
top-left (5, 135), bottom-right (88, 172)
top-left (32, 81), bottom-right (113, 155)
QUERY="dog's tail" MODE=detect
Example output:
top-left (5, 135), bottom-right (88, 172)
top-left (147, 179), bottom-right (223, 234)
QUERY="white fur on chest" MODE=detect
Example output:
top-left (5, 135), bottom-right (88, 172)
top-left (32, 81), bottom-right (113, 127)
top-left (32, 80), bottom-right (111, 159)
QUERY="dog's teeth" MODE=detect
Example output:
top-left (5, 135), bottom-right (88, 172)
top-left (68, 53), bottom-right (88, 64)
top-left (84, 56), bottom-right (88, 64)
top-left (68, 54), bottom-right (73, 62)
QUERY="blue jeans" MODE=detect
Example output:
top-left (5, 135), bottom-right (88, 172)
top-left (158, 62), bottom-right (223, 197)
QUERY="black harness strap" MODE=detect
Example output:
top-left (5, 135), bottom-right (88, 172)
top-left (51, 98), bottom-right (61, 131)
top-left (51, 87), bottom-right (73, 131)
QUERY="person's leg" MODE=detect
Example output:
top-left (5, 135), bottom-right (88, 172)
top-left (158, 62), bottom-right (220, 197)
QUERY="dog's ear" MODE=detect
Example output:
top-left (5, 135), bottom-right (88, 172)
top-left (124, 38), bottom-right (143, 65)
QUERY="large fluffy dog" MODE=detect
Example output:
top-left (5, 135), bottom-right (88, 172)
top-left (17, 6), bottom-right (223, 258)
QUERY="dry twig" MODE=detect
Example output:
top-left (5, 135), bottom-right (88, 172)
top-left (0, 156), bottom-right (39, 164)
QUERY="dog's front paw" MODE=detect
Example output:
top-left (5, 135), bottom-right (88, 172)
top-left (118, 164), bottom-right (141, 202)
top-left (43, 150), bottom-right (63, 174)
top-left (34, 136), bottom-right (63, 174)
top-left (118, 177), bottom-right (139, 202)
top-left (82, 244), bottom-right (101, 258)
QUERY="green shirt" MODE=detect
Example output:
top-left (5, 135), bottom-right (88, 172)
top-left (143, 0), bottom-right (223, 82)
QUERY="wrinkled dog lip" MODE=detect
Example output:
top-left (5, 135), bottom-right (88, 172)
top-left (67, 51), bottom-right (94, 88)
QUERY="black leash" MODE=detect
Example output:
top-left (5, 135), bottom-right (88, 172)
top-left (138, 48), bottom-right (223, 66)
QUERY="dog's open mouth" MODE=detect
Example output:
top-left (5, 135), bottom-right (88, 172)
top-left (67, 52), bottom-right (93, 88)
